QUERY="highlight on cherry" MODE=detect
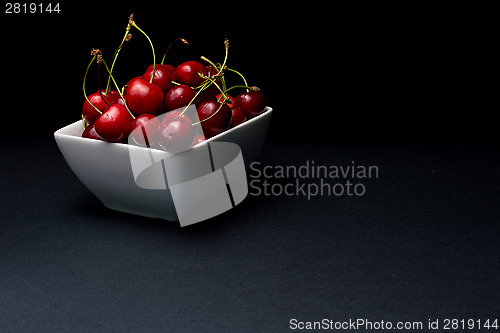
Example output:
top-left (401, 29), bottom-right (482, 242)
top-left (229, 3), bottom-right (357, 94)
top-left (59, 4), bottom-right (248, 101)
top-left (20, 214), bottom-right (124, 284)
top-left (81, 13), bottom-right (266, 153)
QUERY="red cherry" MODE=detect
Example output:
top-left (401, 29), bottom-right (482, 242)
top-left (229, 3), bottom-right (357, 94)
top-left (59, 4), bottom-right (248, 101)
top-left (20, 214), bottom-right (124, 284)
top-left (82, 90), bottom-right (118, 124)
top-left (234, 91), bottom-right (266, 118)
top-left (125, 78), bottom-right (164, 116)
top-left (216, 94), bottom-right (235, 108)
top-left (106, 90), bottom-right (125, 106)
top-left (230, 106), bottom-right (247, 128)
top-left (162, 110), bottom-right (183, 122)
top-left (129, 114), bottom-right (160, 147)
top-left (162, 108), bottom-right (199, 124)
top-left (147, 63), bottom-right (175, 73)
top-left (94, 103), bottom-right (133, 142)
top-left (191, 134), bottom-right (206, 147)
top-left (196, 100), bottom-right (232, 138)
top-left (82, 123), bottom-right (105, 141)
top-left (107, 90), bottom-right (121, 102)
top-left (123, 76), bottom-right (142, 96)
top-left (174, 61), bottom-right (207, 87)
top-left (143, 64), bottom-right (175, 94)
top-left (164, 84), bottom-right (195, 111)
top-left (157, 116), bottom-right (195, 153)
top-left (161, 110), bottom-right (192, 122)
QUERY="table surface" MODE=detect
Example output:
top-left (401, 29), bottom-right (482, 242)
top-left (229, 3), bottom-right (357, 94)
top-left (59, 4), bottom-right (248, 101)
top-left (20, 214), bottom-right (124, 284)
top-left (1, 140), bottom-right (499, 332)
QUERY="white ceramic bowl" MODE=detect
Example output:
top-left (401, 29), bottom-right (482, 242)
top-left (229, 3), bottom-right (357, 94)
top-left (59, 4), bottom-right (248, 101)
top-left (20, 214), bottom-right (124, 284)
top-left (54, 107), bottom-right (272, 221)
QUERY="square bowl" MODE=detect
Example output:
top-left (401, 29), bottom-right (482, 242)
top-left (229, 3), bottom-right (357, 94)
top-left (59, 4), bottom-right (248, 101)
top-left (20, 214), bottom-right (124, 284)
top-left (54, 107), bottom-right (272, 221)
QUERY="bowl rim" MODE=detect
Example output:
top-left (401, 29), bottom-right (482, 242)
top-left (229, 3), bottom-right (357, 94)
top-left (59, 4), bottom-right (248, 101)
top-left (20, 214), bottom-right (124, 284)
top-left (54, 106), bottom-right (273, 147)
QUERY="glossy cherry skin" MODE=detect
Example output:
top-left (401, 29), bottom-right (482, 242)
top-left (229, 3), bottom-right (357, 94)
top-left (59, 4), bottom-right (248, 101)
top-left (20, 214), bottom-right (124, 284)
top-left (82, 90), bottom-right (119, 124)
top-left (82, 123), bottom-right (105, 141)
top-left (174, 61), bottom-right (207, 87)
top-left (164, 84), bottom-right (195, 111)
top-left (230, 106), bottom-right (247, 128)
top-left (125, 78), bottom-right (164, 116)
top-left (216, 94), bottom-right (235, 108)
top-left (94, 103), bottom-right (133, 143)
top-left (196, 100), bottom-right (232, 138)
top-left (107, 90), bottom-right (123, 105)
top-left (157, 116), bottom-right (195, 153)
top-left (129, 114), bottom-right (160, 147)
top-left (234, 91), bottom-right (266, 118)
top-left (148, 63), bottom-right (175, 72)
top-left (143, 64), bottom-right (175, 94)
top-left (123, 76), bottom-right (142, 96)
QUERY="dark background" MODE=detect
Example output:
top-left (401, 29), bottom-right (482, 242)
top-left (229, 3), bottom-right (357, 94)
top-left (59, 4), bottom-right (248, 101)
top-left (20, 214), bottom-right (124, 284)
top-left (1, 2), bottom-right (496, 143)
top-left (1, 2), bottom-right (499, 332)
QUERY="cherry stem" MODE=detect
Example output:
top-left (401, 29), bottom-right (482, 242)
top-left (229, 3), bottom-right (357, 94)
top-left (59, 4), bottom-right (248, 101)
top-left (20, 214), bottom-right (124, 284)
top-left (83, 53), bottom-right (102, 115)
top-left (130, 20), bottom-right (156, 84)
top-left (215, 62), bottom-right (227, 91)
top-left (219, 39), bottom-right (229, 75)
top-left (97, 63), bottom-right (109, 106)
top-left (200, 55), bottom-right (218, 70)
top-left (198, 73), bottom-right (227, 99)
top-left (188, 75), bottom-right (230, 126)
top-left (179, 74), bottom-right (228, 118)
top-left (225, 67), bottom-right (249, 92)
top-left (225, 85), bottom-right (260, 93)
top-left (192, 102), bottom-right (225, 126)
top-left (160, 38), bottom-right (188, 65)
top-left (106, 23), bottom-right (132, 95)
top-left (179, 82), bottom-right (210, 117)
top-left (101, 59), bottom-right (135, 119)
top-left (199, 39), bottom-right (229, 77)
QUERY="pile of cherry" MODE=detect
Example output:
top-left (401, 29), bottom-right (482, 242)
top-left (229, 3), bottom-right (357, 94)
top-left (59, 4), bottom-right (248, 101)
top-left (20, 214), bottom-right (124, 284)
top-left (81, 14), bottom-right (265, 153)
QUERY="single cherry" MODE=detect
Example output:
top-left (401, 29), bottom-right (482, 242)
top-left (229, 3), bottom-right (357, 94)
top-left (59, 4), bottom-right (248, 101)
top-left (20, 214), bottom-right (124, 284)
top-left (129, 114), bottom-right (160, 147)
top-left (157, 116), bottom-right (195, 153)
top-left (164, 84), bottom-right (195, 111)
top-left (174, 61), bottom-right (207, 87)
top-left (125, 78), bottom-right (164, 116)
top-left (94, 103), bottom-right (133, 143)
top-left (230, 106), bottom-right (247, 128)
top-left (143, 64), bottom-right (175, 94)
top-left (82, 123), bottom-right (105, 141)
top-left (234, 91), bottom-right (266, 118)
top-left (196, 100), bottom-right (232, 138)
top-left (82, 90), bottom-right (119, 124)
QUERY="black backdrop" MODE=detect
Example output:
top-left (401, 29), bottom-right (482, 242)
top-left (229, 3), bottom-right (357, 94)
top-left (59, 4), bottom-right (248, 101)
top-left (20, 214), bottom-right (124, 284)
top-left (1, 2), bottom-right (495, 143)
top-left (1, 3), bottom-right (499, 332)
